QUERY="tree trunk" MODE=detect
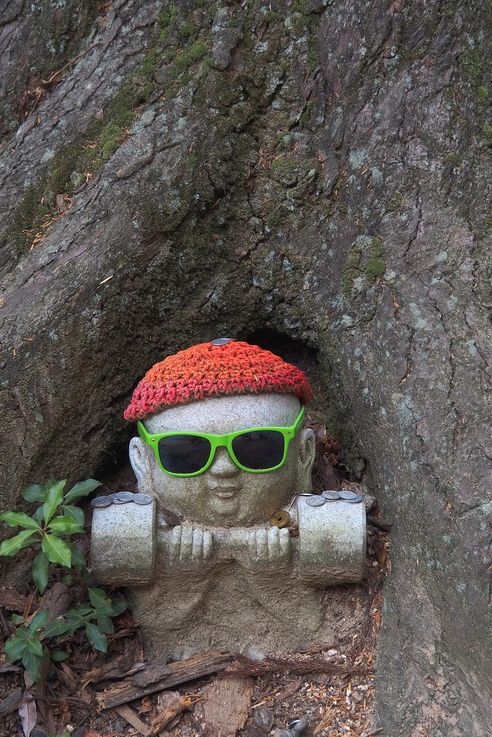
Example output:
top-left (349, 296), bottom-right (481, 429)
top-left (1, 2), bottom-right (491, 735)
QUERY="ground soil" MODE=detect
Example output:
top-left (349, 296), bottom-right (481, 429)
top-left (0, 535), bottom-right (386, 737)
top-left (0, 437), bottom-right (388, 737)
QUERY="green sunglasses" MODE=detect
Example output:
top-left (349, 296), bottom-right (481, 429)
top-left (137, 406), bottom-right (305, 477)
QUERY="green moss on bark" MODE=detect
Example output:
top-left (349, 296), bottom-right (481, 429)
top-left (342, 236), bottom-right (386, 295)
top-left (4, 3), bottom-right (218, 255)
top-left (342, 245), bottom-right (362, 295)
top-left (365, 237), bottom-right (386, 280)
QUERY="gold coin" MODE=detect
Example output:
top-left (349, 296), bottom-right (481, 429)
top-left (270, 510), bottom-right (290, 528)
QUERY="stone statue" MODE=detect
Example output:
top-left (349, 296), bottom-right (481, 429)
top-left (91, 339), bottom-right (366, 656)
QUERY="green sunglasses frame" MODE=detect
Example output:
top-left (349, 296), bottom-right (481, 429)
top-left (136, 406), bottom-right (305, 477)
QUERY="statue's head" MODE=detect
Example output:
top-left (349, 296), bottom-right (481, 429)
top-left (124, 339), bottom-right (316, 526)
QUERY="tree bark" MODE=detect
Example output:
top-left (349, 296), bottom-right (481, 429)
top-left (1, 2), bottom-right (491, 735)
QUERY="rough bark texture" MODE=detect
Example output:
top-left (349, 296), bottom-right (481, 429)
top-left (0, 1), bottom-right (491, 735)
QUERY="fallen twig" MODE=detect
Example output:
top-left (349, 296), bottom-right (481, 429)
top-left (272, 677), bottom-right (303, 703)
top-left (132, 651), bottom-right (173, 688)
top-left (96, 651), bottom-right (232, 709)
top-left (82, 656), bottom-right (146, 687)
top-left (113, 704), bottom-right (150, 735)
top-left (221, 655), bottom-right (374, 679)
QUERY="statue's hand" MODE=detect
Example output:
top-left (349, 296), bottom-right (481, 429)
top-left (169, 525), bottom-right (213, 565)
top-left (247, 527), bottom-right (291, 566)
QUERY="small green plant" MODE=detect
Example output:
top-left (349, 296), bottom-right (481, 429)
top-left (0, 479), bottom-right (127, 682)
top-left (4, 611), bottom-right (51, 681)
top-left (0, 479), bottom-right (100, 592)
top-left (5, 588), bottom-right (127, 681)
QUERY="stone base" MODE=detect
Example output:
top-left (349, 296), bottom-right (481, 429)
top-left (129, 560), bottom-right (367, 657)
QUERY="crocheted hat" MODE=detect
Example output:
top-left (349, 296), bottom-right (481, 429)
top-left (124, 339), bottom-right (312, 421)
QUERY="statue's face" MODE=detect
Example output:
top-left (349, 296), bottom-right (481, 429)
top-left (129, 393), bottom-right (315, 527)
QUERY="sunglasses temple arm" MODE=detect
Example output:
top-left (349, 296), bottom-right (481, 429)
top-left (137, 421), bottom-right (150, 443)
top-left (294, 407), bottom-right (305, 433)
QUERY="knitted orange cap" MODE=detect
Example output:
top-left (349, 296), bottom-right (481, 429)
top-left (124, 339), bottom-right (312, 422)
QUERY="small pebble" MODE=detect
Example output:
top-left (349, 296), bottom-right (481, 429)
top-left (253, 706), bottom-right (274, 731)
top-left (289, 716), bottom-right (309, 734)
top-left (273, 716), bottom-right (309, 736)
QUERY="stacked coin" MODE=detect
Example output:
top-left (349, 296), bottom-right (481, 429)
top-left (303, 490), bottom-right (363, 507)
top-left (91, 491), bottom-right (153, 508)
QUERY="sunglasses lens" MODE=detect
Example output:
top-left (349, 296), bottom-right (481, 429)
top-left (232, 431), bottom-right (285, 471)
top-left (158, 436), bottom-right (211, 475)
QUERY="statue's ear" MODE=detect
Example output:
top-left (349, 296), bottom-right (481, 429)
top-left (296, 427), bottom-right (316, 493)
top-left (129, 437), bottom-right (154, 492)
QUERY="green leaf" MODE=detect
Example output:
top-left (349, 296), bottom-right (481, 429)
top-left (62, 505), bottom-right (85, 527)
top-left (43, 618), bottom-right (75, 639)
top-left (68, 604), bottom-right (93, 618)
top-left (5, 635), bottom-right (27, 662)
top-left (42, 479), bottom-right (67, 524)
top-left (33, 506), bottom-right (44, 524)
top-left (64, 479), bottom-right (100, 505)
top-left (79, 567), bottom-right (91, 582)
top-left (22, 484), bottom-right (46, 502)
top-left (41, 534), bottom-right (71, 567)
top-left (32, 551), bottom-right (50, 593)
top-left (22, 650), bottom-right (42, 682)
top-left (26, 637), bottom-right (44, 657)
top-left (88, 587), bottom-right (112, 614)
top-left (85, 622), bottom-right (107, 653)
top-left (109, 596), bottom-right (128, 617)
top-left (51, 650), bottom-right (68, 662)
top-left (67, 543), bottom-right (86, 568)
top-left (65, 615), bottom-right (85, 630)
top-left (11, 614), bottom-right (24, 624)
top-left (0, 530), bottom-right (36, 556)
top-left (12, 626), bottom-right (29, 640)
top-left (48, 515), bottom-right (83, 535)
top-left (0, 512), bottom-right (40, 530)
top-left (29, 610), bottom-right (50, 633)
top-left (96, 615), bottom-right (114, 634)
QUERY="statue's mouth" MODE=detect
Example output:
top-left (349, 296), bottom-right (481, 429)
top-left (208, 485), bottom-right (241, 499)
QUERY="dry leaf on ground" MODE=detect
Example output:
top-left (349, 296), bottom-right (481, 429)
top-left (202, 677), bottom-right (253, 737)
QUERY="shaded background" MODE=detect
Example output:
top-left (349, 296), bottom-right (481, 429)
top-left (1, 1), bottom-right (491, 734)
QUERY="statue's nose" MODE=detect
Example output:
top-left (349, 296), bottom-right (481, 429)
top-left (209, 447), bottom-right (240, 477)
